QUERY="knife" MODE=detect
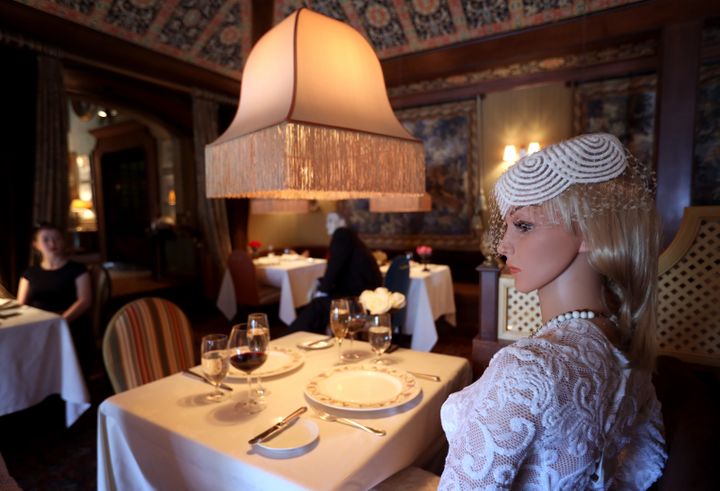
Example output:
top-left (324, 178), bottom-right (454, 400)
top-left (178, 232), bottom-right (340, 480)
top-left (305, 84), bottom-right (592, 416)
top-left (248, 406), bottom-right (308, 445)
top-left (407, 371), bottom-right (441, 382)
top-left (182, 369), bottom-right (233, 391)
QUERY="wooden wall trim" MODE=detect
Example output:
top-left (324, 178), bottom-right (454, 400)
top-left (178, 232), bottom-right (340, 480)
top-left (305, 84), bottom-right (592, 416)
top-left (656, 21), bottom-right (702, 248)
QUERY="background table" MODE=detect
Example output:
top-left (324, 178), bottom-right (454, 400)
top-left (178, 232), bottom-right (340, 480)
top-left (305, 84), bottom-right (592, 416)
top-left (98, 331), bottom-right (471, 490)
top-left (217, 257), bottom-right (327, 324)
top-left (0, 305), bottom-right (90, 427)
top-left (381, 263), bottom-right (456, 352)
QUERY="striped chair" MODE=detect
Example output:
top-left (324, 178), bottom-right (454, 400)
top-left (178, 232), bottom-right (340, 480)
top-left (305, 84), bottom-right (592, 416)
top-left (102, 297), bottom-right (195, 393)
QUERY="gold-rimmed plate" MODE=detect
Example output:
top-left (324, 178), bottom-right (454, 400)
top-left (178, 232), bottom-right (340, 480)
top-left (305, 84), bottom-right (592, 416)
top-left (304, 365), bottom-right (420, 412)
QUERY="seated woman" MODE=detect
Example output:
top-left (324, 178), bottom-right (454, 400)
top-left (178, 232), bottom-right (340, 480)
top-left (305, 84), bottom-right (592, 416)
top-left (289, 211), bottom-right (382, 333)
top-left (17, 223), bottom-right (93, 375)
top-left (439, 134), bottom-right (667, 489)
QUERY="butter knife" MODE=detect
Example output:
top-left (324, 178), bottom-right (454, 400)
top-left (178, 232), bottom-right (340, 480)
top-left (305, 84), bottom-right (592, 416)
top-left (408, 371), bottom-right (441, 382)
top-left (248, 406), bottom-right (308, 445)
top-left (182, 369), bottom-right (233, 391)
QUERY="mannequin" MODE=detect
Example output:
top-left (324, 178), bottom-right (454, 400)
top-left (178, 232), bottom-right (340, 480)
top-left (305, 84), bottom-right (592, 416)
top-left (439, 134), bottom-right (666, 489)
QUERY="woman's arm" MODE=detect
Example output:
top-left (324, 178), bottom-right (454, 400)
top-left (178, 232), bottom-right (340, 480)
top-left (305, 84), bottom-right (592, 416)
top-left (17, 278), bottom-right (29, 304)
top-left (62, 272), bottom-right (91, 322)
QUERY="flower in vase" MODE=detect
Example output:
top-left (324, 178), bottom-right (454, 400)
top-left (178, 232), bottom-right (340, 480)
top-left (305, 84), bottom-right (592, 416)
top-left (416, 245), bottom-right (432, 257)
top-left (359, 287), bottom-right (406, 315)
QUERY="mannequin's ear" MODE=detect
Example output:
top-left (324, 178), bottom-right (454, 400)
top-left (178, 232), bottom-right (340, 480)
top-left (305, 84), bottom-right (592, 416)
top-left (579, 239), bottom-right (590, 253)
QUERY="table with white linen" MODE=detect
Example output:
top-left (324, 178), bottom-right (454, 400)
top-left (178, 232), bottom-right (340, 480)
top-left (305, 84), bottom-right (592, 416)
top-left (381, 263), bottom-right (456, 352)
top-left (97, 331), bottom-right (472, 491)
top-left (0, 304), bottom-right (91, 427)
top-left (216, 257), bottom-right (327, 325)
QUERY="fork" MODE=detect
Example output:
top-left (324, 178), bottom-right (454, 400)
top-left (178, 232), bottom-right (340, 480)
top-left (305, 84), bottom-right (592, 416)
top-left (314, 410), bottom-right (386, 436)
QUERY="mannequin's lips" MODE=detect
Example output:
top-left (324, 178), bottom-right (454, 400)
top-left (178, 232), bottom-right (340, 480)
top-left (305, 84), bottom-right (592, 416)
top-left (508, 266), bottom-right (521, 274)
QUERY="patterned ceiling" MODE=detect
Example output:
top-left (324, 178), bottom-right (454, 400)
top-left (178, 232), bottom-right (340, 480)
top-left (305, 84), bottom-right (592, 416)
top-left (16, 0), bottom-right (642, 82)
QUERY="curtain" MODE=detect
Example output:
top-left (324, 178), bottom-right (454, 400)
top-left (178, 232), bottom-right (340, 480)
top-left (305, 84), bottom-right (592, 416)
top-left (33, 55), bottom-right (69, 230)
top-left (192, 92), bottom-right (232, 281)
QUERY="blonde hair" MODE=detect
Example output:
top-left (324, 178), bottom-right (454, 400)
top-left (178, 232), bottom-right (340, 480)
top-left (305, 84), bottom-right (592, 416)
top-left (541, 172), bottom-right (660, 370)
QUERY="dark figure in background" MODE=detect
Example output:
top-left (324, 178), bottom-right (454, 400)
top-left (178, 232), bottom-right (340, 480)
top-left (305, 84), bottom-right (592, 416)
top-left (289, 212), bottom-right (382, 333)
top-left (17, 223), bottom-right (94, 376)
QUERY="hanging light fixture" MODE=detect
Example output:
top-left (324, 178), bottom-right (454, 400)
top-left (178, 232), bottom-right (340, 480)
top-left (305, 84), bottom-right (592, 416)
top-left (250, 199), bottom-right (310, 214)
top-left (205, 8), bottom-right (425, 200)
top-left (369, 193), bottom-right (432, 213)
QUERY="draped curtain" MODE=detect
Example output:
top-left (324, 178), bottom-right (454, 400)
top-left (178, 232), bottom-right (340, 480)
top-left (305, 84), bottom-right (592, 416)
top-left (192, 92), bottom-right (232, 280)
top-left (33, 55), bottom-right (69, 230)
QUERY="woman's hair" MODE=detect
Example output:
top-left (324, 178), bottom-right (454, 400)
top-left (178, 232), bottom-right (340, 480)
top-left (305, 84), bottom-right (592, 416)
top-left (540, 170), bottom-right (660, 370)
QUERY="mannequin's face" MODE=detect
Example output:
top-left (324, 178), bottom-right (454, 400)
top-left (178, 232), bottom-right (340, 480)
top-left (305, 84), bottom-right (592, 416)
top-left (34, 228), bottom-right (64, 259)
top-left (497, 206), bottom-right (583, 293)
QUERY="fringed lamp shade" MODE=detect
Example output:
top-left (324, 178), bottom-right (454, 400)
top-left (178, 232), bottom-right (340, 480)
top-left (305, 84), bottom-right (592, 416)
top-left (369, 193), bottom-right (432, 213)
top-left (250, 199), bottom-right (310, 214)
top-left (205, 8), bottom-right (425, 200)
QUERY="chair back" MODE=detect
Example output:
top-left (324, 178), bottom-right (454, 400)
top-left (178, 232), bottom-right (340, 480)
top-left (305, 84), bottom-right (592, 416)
top-left (102, 297), bottom-right (194, 393)
top-left (89, 263), bottom-right (112, 347)
top-left (227, 250), bottom-right (261, 306)
top-left (384, 255), bottom-right (411, 332)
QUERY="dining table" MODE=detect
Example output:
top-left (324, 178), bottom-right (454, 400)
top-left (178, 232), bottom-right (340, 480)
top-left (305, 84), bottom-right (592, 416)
top-left (217, 255), bottom-right (327, 325)
top-left (0, 302), bottom-right (91, 427)
top-left (380, 262), bottom-right (457, 352)
top-left (97, 331), bottom-right (472, 490)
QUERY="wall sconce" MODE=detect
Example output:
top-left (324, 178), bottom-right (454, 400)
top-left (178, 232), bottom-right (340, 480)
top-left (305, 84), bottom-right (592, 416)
top-left (502, 142), bottom-right (541, 165)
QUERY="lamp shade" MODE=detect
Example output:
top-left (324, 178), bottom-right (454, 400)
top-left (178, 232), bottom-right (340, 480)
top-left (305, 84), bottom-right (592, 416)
top-left (205, 8), bottom-right (425, 200)
top-left (369, 193), bottom-right (432, 213)
top-left (250, 199), bottom-right (310, 214)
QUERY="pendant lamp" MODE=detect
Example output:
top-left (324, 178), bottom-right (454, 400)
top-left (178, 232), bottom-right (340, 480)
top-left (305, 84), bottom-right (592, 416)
top-left (250, 199), bottom-right (310, 214)
top-left (205, 8), bottom-right (425, 200)
top-left (369, 193), bottom-right (432, 213)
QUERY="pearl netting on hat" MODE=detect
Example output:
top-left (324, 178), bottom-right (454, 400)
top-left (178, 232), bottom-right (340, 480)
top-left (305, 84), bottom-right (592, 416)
top-left (489, 133), bottom-right (656, 253)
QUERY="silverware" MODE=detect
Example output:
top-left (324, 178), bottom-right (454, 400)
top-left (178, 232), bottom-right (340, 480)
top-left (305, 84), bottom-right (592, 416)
top-left (299, 336), bottom-right (335, 349)
top-left (314, 409), bottom-right (386, 436)
top-left (248, 406), bottom-right (308, 444)
top-left (182, 369), bottom-right (233, 391)
top-left (407, 371), bottom-right (441, 382)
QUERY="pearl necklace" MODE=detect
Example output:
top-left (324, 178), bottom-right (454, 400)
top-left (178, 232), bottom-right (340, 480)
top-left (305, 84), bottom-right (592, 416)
top-left (530, 310), bottom-right (602, 338)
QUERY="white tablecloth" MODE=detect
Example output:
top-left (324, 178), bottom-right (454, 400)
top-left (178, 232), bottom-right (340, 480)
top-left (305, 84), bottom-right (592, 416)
top-left (381, 263), bottom-right (457, 352)
top-left (98, 331), bottom-right (472, 490)
top-left (0, 305), bottom-right (91, 427)
top-left (216, 258), bottom-right (327, 325)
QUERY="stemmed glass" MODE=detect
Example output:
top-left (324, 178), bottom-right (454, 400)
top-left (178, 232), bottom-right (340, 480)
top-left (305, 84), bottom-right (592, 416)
top-left (247, 312), bottom-right (270, 398)
top-left (200, 334), bottom-right (229, 402)
top-left (367, 313), bottom-right (392, 364)
top-left (344, 297), bottom-right (366, 360)
top-left (228, 323), bottom-right (269, 413)
top-left (329, 298), bottom-right (349, 363)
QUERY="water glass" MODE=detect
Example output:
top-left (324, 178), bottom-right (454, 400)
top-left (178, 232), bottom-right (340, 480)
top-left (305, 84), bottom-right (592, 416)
top-left (367, 313), bottom-right (392, 364)
top-left (200, 334), bottom-right (229, 402)
top-left (247, 312), bottom-right (270, 398)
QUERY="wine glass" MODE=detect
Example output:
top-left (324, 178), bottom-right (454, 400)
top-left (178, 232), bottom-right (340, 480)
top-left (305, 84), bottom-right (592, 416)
top-left (247, 312), bottom-right (270, 398)
top-left (228, 323), bottom-right (269, 413)
top-left (368, 313), bottom-right (392, 364)
top-left (200, 334), bottom-right (229, 402)
top-left (329, 298), bottom-right (349, 363)
top-left (344, 297), bottom-right (366, 360)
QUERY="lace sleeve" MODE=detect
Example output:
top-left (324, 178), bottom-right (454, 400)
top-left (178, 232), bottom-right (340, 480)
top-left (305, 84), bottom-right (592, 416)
top-left (439, 346), bottom-right (551, 490)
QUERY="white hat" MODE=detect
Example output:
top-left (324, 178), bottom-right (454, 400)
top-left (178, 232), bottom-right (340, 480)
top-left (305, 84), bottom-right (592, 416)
top-left (494, 133), bottom-right (627, 217)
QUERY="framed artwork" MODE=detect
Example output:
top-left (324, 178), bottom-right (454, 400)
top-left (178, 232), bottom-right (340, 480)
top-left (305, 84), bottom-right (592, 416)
top-left (338, 99), bottom-right (481, 250)
top-left (693, 63), bottom-right (720, 205)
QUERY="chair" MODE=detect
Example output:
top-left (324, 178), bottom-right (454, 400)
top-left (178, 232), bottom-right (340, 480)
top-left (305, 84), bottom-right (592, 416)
top-left (227, 249), bottom-right (281, 320)
top-left (384, 255), bottom-right (411, 336)
top-left (102, 297), bottom-right (194, 393)
top-left (89, 263), bottom-right (112, 348)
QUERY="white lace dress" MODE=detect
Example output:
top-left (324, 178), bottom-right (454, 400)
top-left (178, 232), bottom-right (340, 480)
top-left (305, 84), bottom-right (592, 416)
top-left (439, 318), bottom-right (667, 490)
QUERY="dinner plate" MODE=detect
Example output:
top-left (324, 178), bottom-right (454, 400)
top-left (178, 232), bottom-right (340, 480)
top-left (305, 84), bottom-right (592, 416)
top-left (253, 418), bottom-right (319, 458)
top-left (305, 365), bottom-right (421, 411)
top-left (229, 346), bottom-right (304, 379)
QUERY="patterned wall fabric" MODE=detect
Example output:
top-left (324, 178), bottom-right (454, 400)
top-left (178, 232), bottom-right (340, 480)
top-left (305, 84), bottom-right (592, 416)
top-left (573, 74), bottom-right (657, 168)
top-left (14, 0), bottom-right (253, 79)
top-left (274, 0), bottom-right (643, 60)
top-left (693, 63), bottom-right (720, 206)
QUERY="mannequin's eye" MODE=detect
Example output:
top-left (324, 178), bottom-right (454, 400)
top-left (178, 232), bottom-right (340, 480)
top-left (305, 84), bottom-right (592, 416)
top-left (513, 221), bottom-right (533, 233)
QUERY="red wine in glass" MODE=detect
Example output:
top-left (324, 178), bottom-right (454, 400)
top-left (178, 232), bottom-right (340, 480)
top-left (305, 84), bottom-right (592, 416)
top-left (230, 352), bottom-right (267, 373)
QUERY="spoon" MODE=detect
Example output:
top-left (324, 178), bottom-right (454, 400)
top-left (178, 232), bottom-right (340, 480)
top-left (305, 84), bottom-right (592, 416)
top-left (314, 410), bottom-right (386, 436)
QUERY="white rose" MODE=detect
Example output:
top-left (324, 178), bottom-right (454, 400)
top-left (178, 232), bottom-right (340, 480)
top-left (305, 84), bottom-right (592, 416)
top-left (362, 291), bottom-right (393, 315)
top-left (374, 287), bottom-right (390, 296)
top-left (390, 292), bottom-right (406, 309)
